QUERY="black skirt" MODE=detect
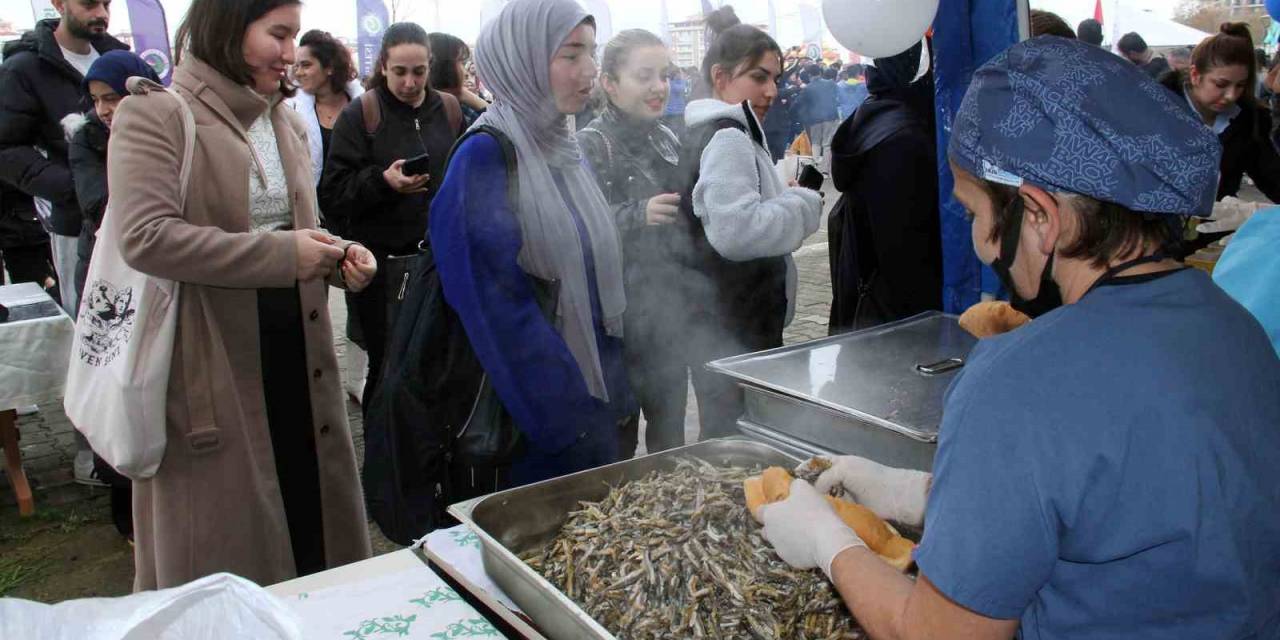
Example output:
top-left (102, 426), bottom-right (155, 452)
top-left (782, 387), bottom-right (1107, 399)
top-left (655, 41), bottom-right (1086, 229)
top-left (257, 287), bottom-right (327, 576)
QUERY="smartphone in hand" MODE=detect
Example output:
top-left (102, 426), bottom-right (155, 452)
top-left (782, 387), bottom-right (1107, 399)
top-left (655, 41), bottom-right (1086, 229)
top-left (798, 163), bottom-right (824, 191)
top-left (403, 152), bottom-right (431, 176)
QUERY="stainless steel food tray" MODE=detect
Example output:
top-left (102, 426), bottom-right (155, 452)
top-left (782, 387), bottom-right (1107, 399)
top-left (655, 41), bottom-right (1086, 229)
top-left (709, 312), bottom-right (976, 471)
top-left (447, 438), bottom-right (800, 640)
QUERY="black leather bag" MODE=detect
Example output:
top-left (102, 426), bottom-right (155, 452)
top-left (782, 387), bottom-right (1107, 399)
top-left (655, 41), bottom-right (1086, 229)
top-left (453, 276), bottom-right (558, 467)
top-left (362, 126), bottom-right (551, 544)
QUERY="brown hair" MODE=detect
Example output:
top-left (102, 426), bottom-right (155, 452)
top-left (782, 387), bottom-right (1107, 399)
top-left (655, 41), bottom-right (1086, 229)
top-left (427, 32), bottom-right (470, 92)
top-left (702, 24), bottom-right (782, 87)
top-left (982, 182), bottom-right (1178, 268)
top-left (1191, 22), bottom-right (1258, 103)
top-left (705, 6), bottom-right (741, 40)
top-left (364, 22), bottom-right (430, 92)
top-left (1030, 10), bottom-right (1075, 39)
top-left (299, 29), bottom-right (356, 97)
top-left (174, 0), bottom-right (301, 97)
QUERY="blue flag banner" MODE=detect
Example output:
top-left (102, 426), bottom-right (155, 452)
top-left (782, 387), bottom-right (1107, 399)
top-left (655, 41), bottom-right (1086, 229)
top-left (932, 0), bottom-right (1018, 312)
top-left (356, 0), bottom-right (390, 79)
top-left (126, 0), bottom-right (174, 85)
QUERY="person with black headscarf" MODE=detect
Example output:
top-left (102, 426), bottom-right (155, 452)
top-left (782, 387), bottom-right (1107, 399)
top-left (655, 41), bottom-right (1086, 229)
top-left (827, 41), bottom-right (942, 332)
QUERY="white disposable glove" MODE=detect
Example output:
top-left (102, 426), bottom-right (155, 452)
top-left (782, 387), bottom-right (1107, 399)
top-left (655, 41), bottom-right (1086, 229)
top-left (761, 479), bottom-right (865, 580)
top-left (800, 456), bottom-right (932, 528)
top-left (1198, 197), bottom-right (1267, 235)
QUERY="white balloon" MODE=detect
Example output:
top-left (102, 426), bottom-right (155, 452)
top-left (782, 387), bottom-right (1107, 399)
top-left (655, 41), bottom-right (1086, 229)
top-left (822, 0), bottom-right (940, 59)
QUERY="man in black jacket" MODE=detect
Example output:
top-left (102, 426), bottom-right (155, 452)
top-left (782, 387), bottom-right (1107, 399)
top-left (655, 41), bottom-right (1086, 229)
top-left (0, 2), bottom-right (126, 487)
top-left (0, 183), bottom-right (56, 294)
top-left (0, 2), bottom-right (127, 315)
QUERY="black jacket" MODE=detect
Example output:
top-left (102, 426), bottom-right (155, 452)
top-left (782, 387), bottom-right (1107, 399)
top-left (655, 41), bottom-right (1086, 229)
top-left (579, 105), bottom-right (683, 328)
top-left (319, 85), bottom-right (460, 255)
top-left (1160, 74), bottom-right (1280, 203)
top-left (0, 182), bottom-right (47, 250)
top-left (828, 88), bottom-right (942, 332)
top-left (68, 111), bottom-right (109, 264)
top-left (0, 19), bottom-right (128, 236)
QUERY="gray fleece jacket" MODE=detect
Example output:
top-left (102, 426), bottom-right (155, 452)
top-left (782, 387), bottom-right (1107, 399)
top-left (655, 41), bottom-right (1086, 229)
top-left (686, 98), bottom-right (824, 324)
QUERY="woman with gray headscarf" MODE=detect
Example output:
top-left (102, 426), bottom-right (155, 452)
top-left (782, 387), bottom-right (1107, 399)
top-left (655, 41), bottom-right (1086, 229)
top-left (430, 0), bottom-right (635, 486)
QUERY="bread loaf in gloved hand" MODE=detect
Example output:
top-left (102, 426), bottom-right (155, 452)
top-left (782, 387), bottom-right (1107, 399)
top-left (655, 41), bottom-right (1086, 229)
top-left (745, 467), bottom-right (916, 571)
top-left (959, 300), bottom-right (1031, 338)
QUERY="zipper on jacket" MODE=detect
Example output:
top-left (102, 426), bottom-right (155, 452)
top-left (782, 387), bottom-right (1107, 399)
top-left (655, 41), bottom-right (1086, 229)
top-left (397, 272), bottom-right (410, 300)
top-left (413, 118), bottom-right (428, 154)
top-left (454, 374), bottom-right (489, 440)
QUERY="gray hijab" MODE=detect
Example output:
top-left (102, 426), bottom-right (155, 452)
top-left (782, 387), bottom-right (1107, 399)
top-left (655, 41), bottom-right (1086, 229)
top-left (473, 0), bottom-right (625, 401)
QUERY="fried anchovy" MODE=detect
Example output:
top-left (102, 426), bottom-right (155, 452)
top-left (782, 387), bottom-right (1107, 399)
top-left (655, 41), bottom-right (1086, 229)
top-left (520, 457), bottom-right (868, 639)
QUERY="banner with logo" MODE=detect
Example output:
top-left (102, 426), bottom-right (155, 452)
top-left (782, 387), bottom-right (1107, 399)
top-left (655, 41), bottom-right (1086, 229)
top-left (126, 0), bottom-right (174, 85)
top-left (356, 0), bottom-right (390, 79)
top-left (29, 0), bottom-right (58, 21)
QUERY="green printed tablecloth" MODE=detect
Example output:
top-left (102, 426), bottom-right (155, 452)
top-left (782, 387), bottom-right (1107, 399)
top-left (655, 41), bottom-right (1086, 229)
top-left (284, 560), bottom-right (506, 639)
top-left (424, 525), bottom-right (522, 613)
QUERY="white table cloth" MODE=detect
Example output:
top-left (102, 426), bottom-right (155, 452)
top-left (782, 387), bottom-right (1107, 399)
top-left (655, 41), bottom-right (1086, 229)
top-left (267, 549), bottom-right (507, 639)
top-left (0, 282), bottom-right (74, 410)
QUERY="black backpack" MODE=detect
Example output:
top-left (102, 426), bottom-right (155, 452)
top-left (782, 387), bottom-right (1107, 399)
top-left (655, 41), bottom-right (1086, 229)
top-left (361, 125), bottom-right (555, 545)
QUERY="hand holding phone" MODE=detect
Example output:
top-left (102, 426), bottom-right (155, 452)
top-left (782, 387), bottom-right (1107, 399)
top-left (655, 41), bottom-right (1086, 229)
top-left (384, 158), bottom-right (430, 194)
top-left (402, 152), bottom-right (431, 176)
top-left (798, 164), bottom-right (824, 191)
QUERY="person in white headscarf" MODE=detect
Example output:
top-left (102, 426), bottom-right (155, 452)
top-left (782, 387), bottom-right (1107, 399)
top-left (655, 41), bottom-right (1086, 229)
top-left (429, 0), bottom-right (636, 486)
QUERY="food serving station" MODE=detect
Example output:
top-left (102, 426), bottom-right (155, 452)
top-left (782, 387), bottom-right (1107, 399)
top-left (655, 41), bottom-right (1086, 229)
top-left (430, 312), bottom-right (976, 639)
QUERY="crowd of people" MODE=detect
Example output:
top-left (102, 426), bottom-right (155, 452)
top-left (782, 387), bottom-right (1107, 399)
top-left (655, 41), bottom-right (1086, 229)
top-left (1, 0), bottom-right (1278, 636)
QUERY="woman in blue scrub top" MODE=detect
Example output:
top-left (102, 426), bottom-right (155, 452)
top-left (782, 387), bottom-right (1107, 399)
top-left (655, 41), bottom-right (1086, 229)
top-left (757, 37), bottom-right (1280, 640)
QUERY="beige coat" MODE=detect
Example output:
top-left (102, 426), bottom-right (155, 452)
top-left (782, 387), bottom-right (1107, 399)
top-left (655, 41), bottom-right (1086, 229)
top-left (107, 57), bottom-right (371, 590)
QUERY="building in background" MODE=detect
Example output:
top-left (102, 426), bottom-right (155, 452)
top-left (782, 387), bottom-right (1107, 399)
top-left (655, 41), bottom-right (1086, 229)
top-left (668, 15), bottom-right (772, 71)
top-left (669, 16), bottom-right (708, 69)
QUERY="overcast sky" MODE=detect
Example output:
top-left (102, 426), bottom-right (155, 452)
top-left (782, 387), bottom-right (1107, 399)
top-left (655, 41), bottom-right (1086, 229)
top-left (2, 0), bottom-right (1180, 47)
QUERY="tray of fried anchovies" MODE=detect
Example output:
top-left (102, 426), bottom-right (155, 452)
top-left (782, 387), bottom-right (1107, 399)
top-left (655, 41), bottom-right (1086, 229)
top-left (449, 438), bottom-right (877, 639)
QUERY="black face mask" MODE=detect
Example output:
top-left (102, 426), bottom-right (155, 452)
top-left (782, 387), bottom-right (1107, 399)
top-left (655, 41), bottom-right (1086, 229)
top-left (989, 199), bottom-right (1063, 318)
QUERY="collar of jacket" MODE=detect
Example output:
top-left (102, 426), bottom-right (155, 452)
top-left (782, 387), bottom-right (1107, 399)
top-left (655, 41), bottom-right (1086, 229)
top-left (598, 103), bottom-right (679, 164)
top-left (685, 99), bottom-right (766, 148)
top-left (63, 109), bottom-right (109, 150)
top-left (375, 83), bottom-right (442, 119)
top-left (81, 110), bottom-right (109, 151)
top-left (174, 56), bottom-right (277, 134)
top-left (18, 19), bottom-right (129, 80)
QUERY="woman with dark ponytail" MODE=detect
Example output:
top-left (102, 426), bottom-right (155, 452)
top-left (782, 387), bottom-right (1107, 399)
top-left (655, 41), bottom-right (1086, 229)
top-left (1161, 23), bottom-right (1280, 205)
top-left (678, 24), bottom-right (823, 440)
top-left (319, 22), bottom-right (464, 410)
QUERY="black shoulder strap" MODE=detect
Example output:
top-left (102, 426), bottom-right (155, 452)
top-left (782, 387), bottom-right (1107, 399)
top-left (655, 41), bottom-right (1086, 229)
top-left (577, 126), bottom-right (614, 167)
top-left (445, 124), bottom-right (519, 206)
top-left (676, 117), bottom-right (749, 200)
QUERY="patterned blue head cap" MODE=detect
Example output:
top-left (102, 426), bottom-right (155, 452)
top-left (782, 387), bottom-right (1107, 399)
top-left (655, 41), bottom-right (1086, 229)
top-left (949, 36), bottom-right (1222, 217)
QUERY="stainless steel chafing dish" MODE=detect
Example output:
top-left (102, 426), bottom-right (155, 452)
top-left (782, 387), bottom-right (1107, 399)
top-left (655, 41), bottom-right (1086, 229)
top-left (707, 311), bottom-right (977, 471)
top-left (448, 438), bottom-right (800, 640)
